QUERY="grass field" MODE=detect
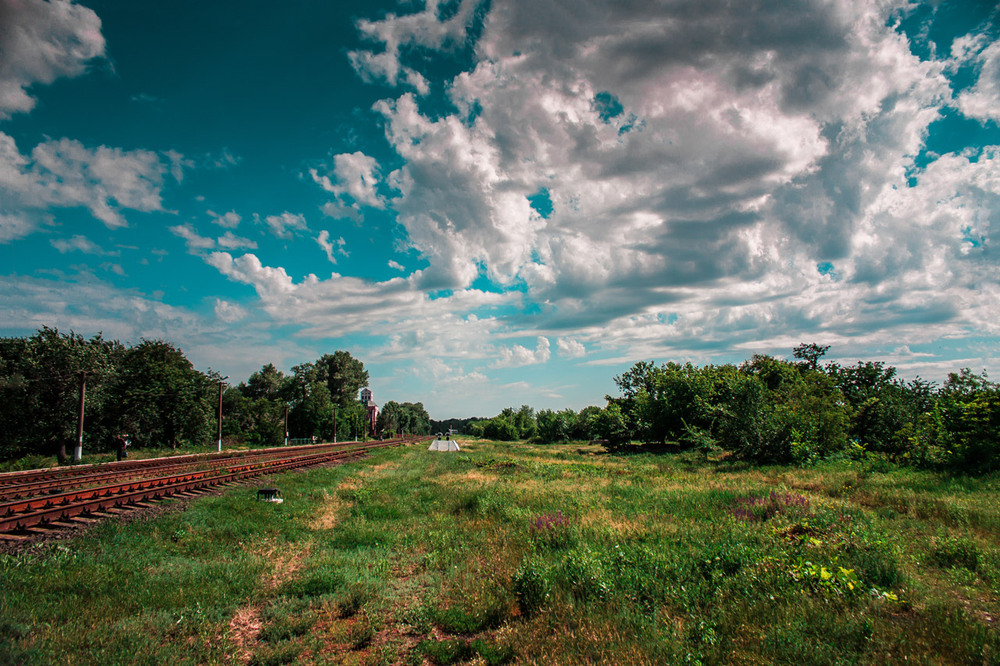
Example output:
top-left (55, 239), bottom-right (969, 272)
top-left (2, 440), bottom-right (998, 664)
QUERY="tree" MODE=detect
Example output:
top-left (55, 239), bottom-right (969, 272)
top-left (377, 400), bottom-right (403, 435)
top-left (535, 408), bottom-right (578, 443)
top-left (0, 327), bottom-right (119, 462)
top-left (593, 404), bottom-right (630, 451)
top-left (288, 381), bottom-right (336, 440)
top-left (242, 363), bottom-right (288, 400)
top-left (574, 406), bottom-right (603, 440)
top-left (793, 342), bottom-right (830, 372)
top-left (827, 360), bottom-right (910, 453)
top-left (111, 340), bottom-right (214, 449)
top-left (315, 351), bottom-right (369, 406)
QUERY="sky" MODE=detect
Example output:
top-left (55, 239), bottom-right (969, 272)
top-left (1, 0), bottom-right (999, 420)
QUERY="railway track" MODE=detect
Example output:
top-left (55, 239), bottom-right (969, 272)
top-left (0, 437), bottom-right (429, 537)
top-left (0, 441), bottom-right (373, 501)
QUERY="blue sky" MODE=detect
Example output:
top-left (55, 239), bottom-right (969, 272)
top-left (1, 0), bottom-right (998, 419)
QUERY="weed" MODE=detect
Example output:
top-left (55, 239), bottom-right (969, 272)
top-left (731, 492), bottom-right (810, 521)
top-left (347, 616), bottom-right (375, 650)
top-left (417, 638), bottom-right (475, 665)
top-left (433, 603), bottom-right (505, 634)
top-left (558, 546), bottom-right (611, 601)
top-left (417, 638), bottom-right (514, 666)
top-left (249, 641), bottom-right (302, 666)
top-left (279, 565), bottom-right (345, 598)
top-left (530, 510), bottom-right (576, 549)
top-left (454, 488), bottom-right (507, 517)
top-left (789, 558), bottom-right (862, 596)
top-left (930, 534), bottom-right (981, 570)
top-left (513, 555), bottom-right (552, 616)
top-left (336, 583), bottom-right (371, 618)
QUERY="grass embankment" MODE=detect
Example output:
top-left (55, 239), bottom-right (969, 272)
top-left (2, 441), bottom-right (999, 664)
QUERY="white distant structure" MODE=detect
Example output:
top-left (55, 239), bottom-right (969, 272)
top-left (428, 433), bottom-right (460, 452)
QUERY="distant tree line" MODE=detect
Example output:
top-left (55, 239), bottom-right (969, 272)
top-left (468, 344), bottom-right (1000, 474)
top-left (430, 416), bottom-right (485, 435)
top-left (465, 405), bottom-right (604, 444)
top-left (0, 327), bottom-right (416, 463)
top-left (376, 401), bottom-right (431, 438)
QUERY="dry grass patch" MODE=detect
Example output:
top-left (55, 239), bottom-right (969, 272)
top-left (356, 461), bottom-right (400, 478)
top-left (246, 540), bottom-right (313, 590)
top-left (431, 469), bottom-right (496, 486)
top-left (311, 492), bottom-right (353, 531)
top-left (227, 604), bottom-right (262, 664)
top-left (337, 477), bottom-right (364, 491)
top-left (579, 509), bottom-right (650, 538)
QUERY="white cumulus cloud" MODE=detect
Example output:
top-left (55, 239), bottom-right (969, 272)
top-left (310, 151), bottom-right (384, 209)
top-left (492, 336), bottom-right (551, 368)
top-left (557, 338), bottom-right (586, 358)
top-left (260, 211), bottom-right (308, 238)
top-left (208, 209), bottom-right (242, 228)
top-left (0, 132), bottom-right (177, 239)
top-left (316, 230), bottom-right (347, 264)
top-left (0, 0), bottom-right (106, 119)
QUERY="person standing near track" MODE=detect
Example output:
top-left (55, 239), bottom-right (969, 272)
top-left (115, 434), bottom-right (129, 461)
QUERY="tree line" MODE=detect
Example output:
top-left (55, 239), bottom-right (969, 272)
top-left (0, 327), bottom-right (427, 463)
top-left (467, 344), bottom-right (1000, 474)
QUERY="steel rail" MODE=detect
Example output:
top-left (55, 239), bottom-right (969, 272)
top-left (0, 437), bottom-right (429, 533)
top-left (0, 440), bottom-right (383, 486)
top-left (0, 440), bottom-right (386, 501)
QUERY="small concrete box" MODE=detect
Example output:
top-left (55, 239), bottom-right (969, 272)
top-left (257, 488), bottom-right (284, 503)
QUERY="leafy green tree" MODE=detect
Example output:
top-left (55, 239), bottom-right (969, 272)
top-left (513, 405), bottom-right (537, 439)
top-left (376, 400), bottom-right (429, 436)
top-left (112, 340), bottom-right (214, 449)
top-left (401, 402), bottom-right (431, 435)
top-left (242, 363), bottom-right (288, 400)
top-left (0, 327), bottom-right (120, 462)
top-left (377, 400), bottom-right (403, 435)
top-left (288, 380), bottom-right (336, 440)
top-left (593, 403), bottom-right (630, 451)
top-left (535, 408), bottom-right (578, 443)
top-left (482, 417), bottom-right (519, 441)
top-left (826, 360), bottom-right (911, 453)
top-left (315, 351), bottom-right (369, 406)
top-left (793, 342), bottom-right (830, 371)
top-left (574, 406), bottom-right (603, 440)
top-left (938, 369), bottom-right (1000, 472)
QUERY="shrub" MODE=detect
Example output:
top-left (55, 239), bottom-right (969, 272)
top-left (513, 555), bottom-right (551, 616)
top-left (931, 535), bottom-right (981, 571)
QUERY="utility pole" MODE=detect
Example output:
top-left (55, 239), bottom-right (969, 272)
top-left (216, 376), bottom-right (229, 452)
top-left (74, 371), bottom-right (86, 462)
top-left (283, 405), bottom-right (289, 446)
top-left (334, 405), bottom-right (338, 443)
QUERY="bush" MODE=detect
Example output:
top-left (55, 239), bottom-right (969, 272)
top-left (931, 535), bottom-right (981, 571)
top-left (513, 555), bottom-right (551, 616)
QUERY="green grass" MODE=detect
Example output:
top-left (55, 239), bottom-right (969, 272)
top-left (2, 440), bottom-right (999, 664)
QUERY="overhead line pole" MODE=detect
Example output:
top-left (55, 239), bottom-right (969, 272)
top-left (216, 376), bottom-right (229, 452)
top-left (74, 371), bottom-right (86, 462)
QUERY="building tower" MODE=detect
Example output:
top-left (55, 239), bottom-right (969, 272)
top-left (359, 387), bottom-right (378, 435)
